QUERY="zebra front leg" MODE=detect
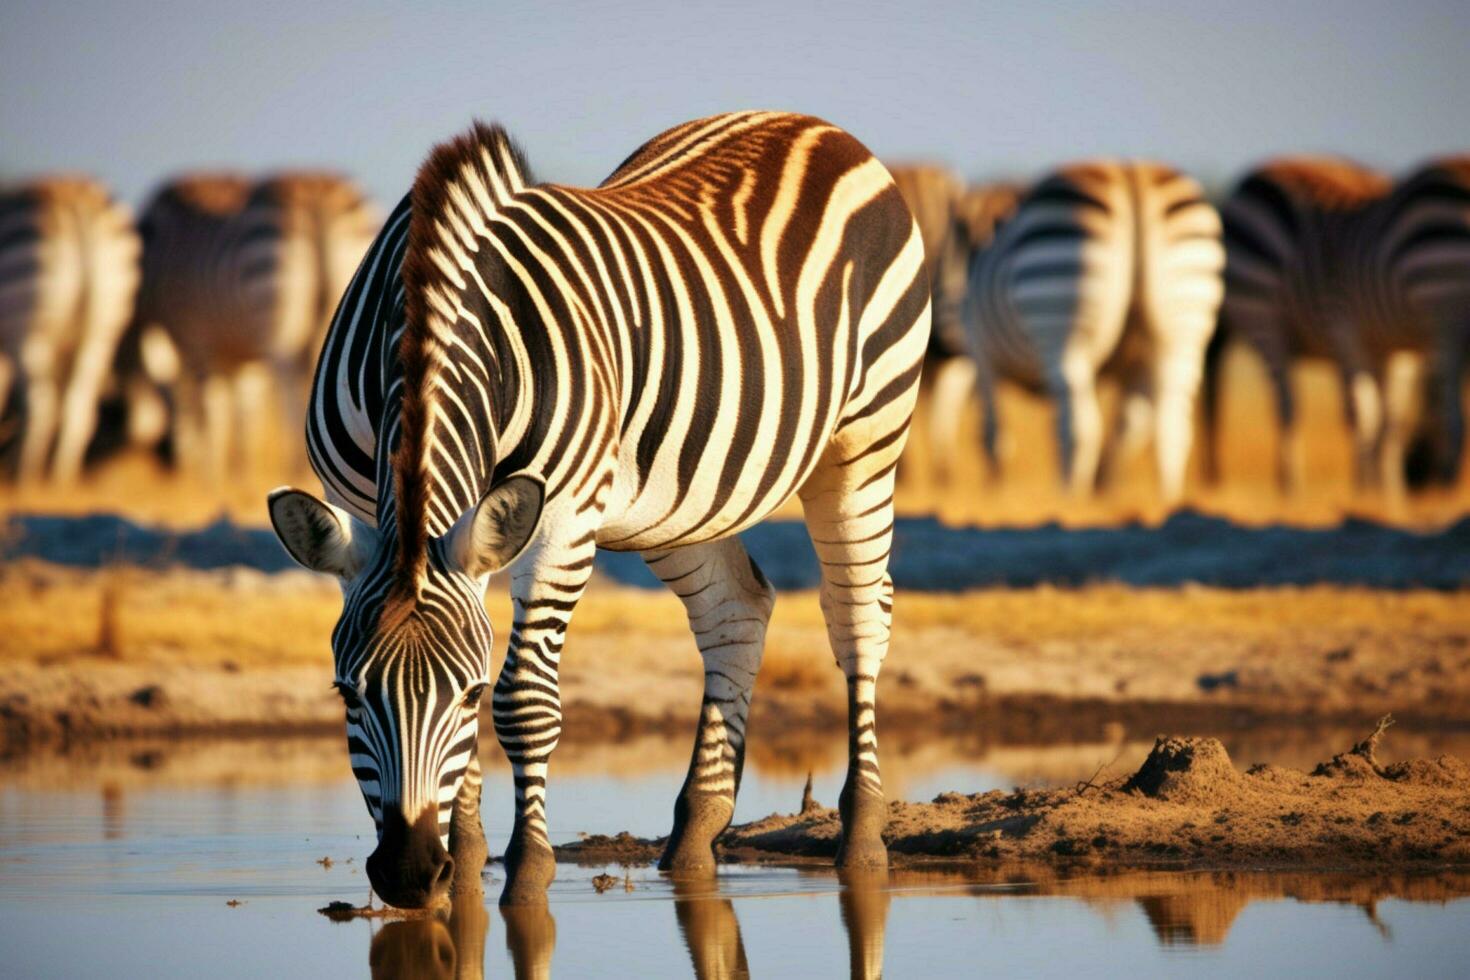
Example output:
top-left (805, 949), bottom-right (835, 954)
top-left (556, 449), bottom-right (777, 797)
top-left (493, 539), bottom-right (595, 906)
top-left (800, 444), bottom-right (902, 870)
top-left (447, 737), bottom-right (488, 899)
top-left (645, 538), bottom-right (775, 876)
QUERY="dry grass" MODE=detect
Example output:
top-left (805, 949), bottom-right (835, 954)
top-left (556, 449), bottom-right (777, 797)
top-left (4, 561), bottom-right (1466, 673)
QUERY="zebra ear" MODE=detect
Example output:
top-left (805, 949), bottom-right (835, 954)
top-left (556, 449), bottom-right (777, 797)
top-left (442, 475), bottom-right (545, 580)
top-left (267, 487), bottom-right (377, 579)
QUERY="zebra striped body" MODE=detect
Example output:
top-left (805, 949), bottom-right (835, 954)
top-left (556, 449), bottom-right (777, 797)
top-left (133, 172), bottom-right (377, 477)
top-left (270, 112), bottom-right (929, 907)
top-left (0, 177), bottom-right (139, 481)
top-left (963, 160), bottom-right (1225, 502)
top-left (1209, 158), bottom-right (1398, 489)
top-left (1371, 157), bottom-right (1470, 483)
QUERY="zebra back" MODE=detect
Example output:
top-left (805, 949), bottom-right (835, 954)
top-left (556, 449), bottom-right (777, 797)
top-left (967, 160), bottom-right (1187, 385)
top-left (0, 176), bottom-right (139, 357)
top-left (251, 172), bottom-right (381, 368)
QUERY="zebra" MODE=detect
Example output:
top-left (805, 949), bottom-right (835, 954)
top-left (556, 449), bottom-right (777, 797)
top-left (0, 176), bottom-right (139, 482)
top-left (266, 112), bottom-right (930, 908)
top-left (1203, 157), bottom-right (1402, 491)
top-left (887, 164), bottom-right (982, 489)
top-left (1370, 157), bottom-right (1470, 485)
top-left (961, 160), bottom-right (1225, 503)
top-left (922, 181), bottom-right (1024, 484)
top-left (130, 171), bottom-right (377, 479)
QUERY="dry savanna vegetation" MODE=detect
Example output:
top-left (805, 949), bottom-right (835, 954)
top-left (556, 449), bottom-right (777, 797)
top-left (2, 558), bottom-right (1467, 751)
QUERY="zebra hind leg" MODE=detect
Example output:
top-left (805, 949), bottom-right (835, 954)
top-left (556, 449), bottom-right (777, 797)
top-left (1050, 353), bottom-right (1105, 497)
top-left (644, 538), bottom-right (775, 876)
top-left (799, 439), bottom-right (903, 871)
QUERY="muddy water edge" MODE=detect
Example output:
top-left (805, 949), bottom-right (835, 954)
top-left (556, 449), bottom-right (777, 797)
top-left (3, 728), bottom-right (1470, 977)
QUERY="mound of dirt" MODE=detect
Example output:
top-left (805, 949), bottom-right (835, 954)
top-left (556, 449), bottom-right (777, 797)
top-left (1122, 736), bottom-right (1240, 802)
top-left (559, 722), bottom-right (1470, 871)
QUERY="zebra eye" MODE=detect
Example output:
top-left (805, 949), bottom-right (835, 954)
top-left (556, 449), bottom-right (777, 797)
top-left (333, 682), bottom-right (362, 711)
top-left (462, 683), bottom-right (488, 710)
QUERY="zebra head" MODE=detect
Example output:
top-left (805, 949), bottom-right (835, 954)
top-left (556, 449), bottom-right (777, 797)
top-left (267, 477), bottom-right (544, 907)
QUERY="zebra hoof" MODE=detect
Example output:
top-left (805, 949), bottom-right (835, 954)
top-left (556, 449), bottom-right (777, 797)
top-left (657, 838), bottom-right (718, 876)
top-left (658, 793), bottom-right (730, 876)
top-left (835, 834), bottom-right (888, 871)
top-left (499, 844), bottom-right (556, 906)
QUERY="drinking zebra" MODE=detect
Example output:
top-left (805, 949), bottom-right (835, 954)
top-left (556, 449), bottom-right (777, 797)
top-left (0, 177), bottom-right (139, 482)
top-left (130, 171), bottom-right (377, 478)
top-left (267, 112), bottom-right (930, 908)
top-left (962, 160), bottom-right (1225, 503)
top-left (1203, 157), bottom-right (1399, 491)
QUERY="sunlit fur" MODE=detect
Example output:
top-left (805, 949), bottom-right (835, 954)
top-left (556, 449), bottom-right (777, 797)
top-left (963, 160), bottom-right (1225, 503)
top-left (0, 177), bottom-right (139, 482)
top-left (300, 111), bottom-right (930, 891)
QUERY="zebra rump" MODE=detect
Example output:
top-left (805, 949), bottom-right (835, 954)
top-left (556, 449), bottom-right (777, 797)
top-left (0, 176), bottom-right (140, 482)
top-left (964, 159), bottom-right (1224, 503)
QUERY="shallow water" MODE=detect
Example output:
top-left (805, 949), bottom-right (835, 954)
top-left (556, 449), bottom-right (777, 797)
top-left (2, 738), bottom-right (1469, 978)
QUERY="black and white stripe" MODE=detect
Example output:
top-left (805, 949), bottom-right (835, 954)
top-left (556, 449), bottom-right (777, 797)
top-left (1370, 157), bottom-right (1470, 484)
top-left (1205, 156), bottom-right (1411, 490)
top-left (0, 177), bottom-right (139, 482)
top-left (131, 172), bottom-right (377, 478)
top-left (962, 160), bottom-right (1225, 503)
top-left (270, 111), bottom-right (930, 906)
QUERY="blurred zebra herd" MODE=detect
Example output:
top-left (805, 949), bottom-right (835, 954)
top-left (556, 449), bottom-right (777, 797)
top-left (2, 152), bottom-right (1468, 502)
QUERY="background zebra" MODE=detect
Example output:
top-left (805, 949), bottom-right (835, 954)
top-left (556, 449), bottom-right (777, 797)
top-left (0, 176), bottom-right (139, 482)
top-left (1203, 157), bottom-right (1398, 492)
top-left (886, 165), bottom-right (994, 489)
top-left (962, 160), bottom-right (1225, 503)
top-left (128, 171), bottom-right (378, 480)
top-left (922, 181), bottom-right (1024, 485)
top-left (268, 111), bottom-right (930, 907)
top-left (1370, 157), bottom-right (1470, 485)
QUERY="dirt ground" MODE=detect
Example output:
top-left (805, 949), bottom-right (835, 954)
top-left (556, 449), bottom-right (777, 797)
top-left (560, 723), bottom-right (1470, 873)
top-left (2, 561), bottom-right (1467, 752)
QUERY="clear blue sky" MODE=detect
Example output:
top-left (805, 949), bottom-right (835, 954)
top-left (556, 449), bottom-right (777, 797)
top-left (3, 0), bottom-right (1467, 208)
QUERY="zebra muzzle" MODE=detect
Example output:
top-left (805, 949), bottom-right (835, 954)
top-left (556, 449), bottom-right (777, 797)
top-left (367, 806), bottom-right (455, 908)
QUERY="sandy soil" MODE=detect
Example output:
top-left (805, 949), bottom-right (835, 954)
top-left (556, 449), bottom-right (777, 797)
top-left (560, 723), bottom-right (1470, 872)
top-left (2, 562), bottom-right (1468, 752)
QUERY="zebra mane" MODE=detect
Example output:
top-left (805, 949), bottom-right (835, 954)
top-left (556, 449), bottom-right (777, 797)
top-left (392, 121), bottom-right (534, 600)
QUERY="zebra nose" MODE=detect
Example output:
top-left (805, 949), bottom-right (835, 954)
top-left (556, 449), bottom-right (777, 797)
top-left (366, 807), bottom-right (454, 908)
